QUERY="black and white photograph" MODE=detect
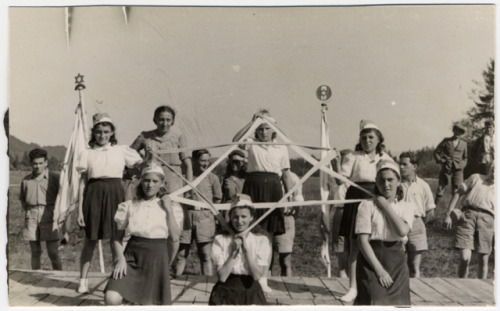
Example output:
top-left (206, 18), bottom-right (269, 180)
top-left (3, 0), bottom-right (496, 308)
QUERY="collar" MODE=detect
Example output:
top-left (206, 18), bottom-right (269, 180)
top-left (33, 169), bottom-right (49, 181)
top-left (93, 143), bottom-right (112, 151)
top-left (402, 175), bottom-right (417, 185)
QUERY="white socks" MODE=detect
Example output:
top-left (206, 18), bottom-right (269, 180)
top-left (77, 278), bottom-right (89, 294)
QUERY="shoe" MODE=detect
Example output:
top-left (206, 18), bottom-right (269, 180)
top-left (77, 278), bottom-right (89, 294)
top-left (340, 288), bottom-right (357, 302)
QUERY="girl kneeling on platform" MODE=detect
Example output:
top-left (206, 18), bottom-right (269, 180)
top-left (354, 160), bottom-right (415, 306)
top-left (209, 194), bottom-right (270, 305)
top-left (104, 164), bottom-right (181, 305)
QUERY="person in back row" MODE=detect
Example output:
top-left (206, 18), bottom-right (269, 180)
top-left (399, 151), bottom-right (435, 278)
top-left (433, 124), bottom-right (467, 206)
top-left (19, 148), bottom-right (62, 271)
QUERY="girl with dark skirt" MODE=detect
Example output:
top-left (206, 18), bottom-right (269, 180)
top-left (354, 160), bottom-right (414, 306)
top-left (338, 120), bottom-right (392, 302)
top-left (76, 113), bottom-right (142, 293)
top-left (104, 164), bottom-right (181, 305)
top-left (232, 109), bottom-right (293, 292)
top-left (209, 193), bottom-right (270, 305)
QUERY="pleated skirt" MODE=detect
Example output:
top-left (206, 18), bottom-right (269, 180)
top-left (82, 178), bottom-right (125, 240)
top-left (354, 240), bottom-right (410, 306)
top-left (242, 172), bottom-right (285, 235)
top-left (105, 236), bottom-right (171, 305)
top-left (209, 274), bottom-right (267, 305)
top-left (338, 182), bottom-right (376, 238)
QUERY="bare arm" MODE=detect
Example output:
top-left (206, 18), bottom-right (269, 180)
top-left (77, 173), bottom-right (87, 227)
top-left (111, 241), bottom-right (127, 279)
top-left (281, 169), bottom-right (293, 195)
top-left (424, 209), bottom-right (435, 224)
top-left (182, 158), bottom-right (193, 182)
top-left (162, 196), bottom-right (181, 241)
top-left (374, 196), bottom-right (410, 237)
top-left (444, 192), bottom-right (461, 230)
top-left (358, 234), bottom-right (393, 288)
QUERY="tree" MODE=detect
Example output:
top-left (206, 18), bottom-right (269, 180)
top-left (456, 59), bottom-right (495, 141)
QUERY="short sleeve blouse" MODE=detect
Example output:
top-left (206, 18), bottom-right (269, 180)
top-left (341, 151), bottom-right (392, 182)
top-left (76, 144), bottom-right (142, 179)
top-left (114, 198), bottom-right (169, 239)
top-left (355, 199), bottom-right (415, 242)
top-left (211, 232), bottom-right (271, 275)
top-left (244, 138), bottom-right (290, 176)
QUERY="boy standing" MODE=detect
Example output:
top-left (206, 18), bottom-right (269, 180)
top-left (433, 124), bottom-right (468, 206)
top-left (444, 166), bottom-right (495, 279)
top-left (19, 148), bottom-right (62, 270)
top-left (399, 152), bottom-right (435, 278)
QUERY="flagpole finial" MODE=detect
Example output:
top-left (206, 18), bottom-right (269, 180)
top-left (75, 73), bottom-right (85, 91)
top-left (316, 85), bottom-right (332, 103)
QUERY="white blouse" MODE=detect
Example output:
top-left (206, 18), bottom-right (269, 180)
top-left (114, 198), bottom-right (170, 239)
top-left (341, 151), bottom-right (392, 183)
top-left (76, 144), bottom-right (142, 179)
top-left (211, 232), bottom-right (271, 275)
top-left (244, 138), bottom-right (290, 176)
top-left (355, 199), bottom-right (415, 242)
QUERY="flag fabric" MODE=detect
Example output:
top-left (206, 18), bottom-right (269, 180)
top-left (53, 97), bottom-right (89, 233)
top-left (319, 105), bottom-right (332, 277)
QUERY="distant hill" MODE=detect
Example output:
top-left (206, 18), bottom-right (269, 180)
top-left (8, 135), bottom-right (66, 169)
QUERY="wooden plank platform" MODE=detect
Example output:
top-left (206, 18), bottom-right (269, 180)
top-left (7, 269), bottom-right (495, 306)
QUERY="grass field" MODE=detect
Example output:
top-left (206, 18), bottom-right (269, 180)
top-left (8, 170), bottom-right (494, 279)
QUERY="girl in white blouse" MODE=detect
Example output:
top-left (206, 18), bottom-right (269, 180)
top-left (76, 113), bottom-right (142, 293)
top-left (104, 164), bottom-right (181, 305)
top-left (354, 160), bottom-right (414, 306)
top-left (209, 194), bottom-right (271, 305)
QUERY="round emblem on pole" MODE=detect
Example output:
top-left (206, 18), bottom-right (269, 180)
top-left (316, 85), bottom-right (332, 101)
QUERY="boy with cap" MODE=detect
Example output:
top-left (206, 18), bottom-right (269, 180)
top-left (19, 148), bottom-right (62, 270)
top-left (433, 124), bottom-right (468, 206)
top-left (399, 152), bottom-right (435, 278)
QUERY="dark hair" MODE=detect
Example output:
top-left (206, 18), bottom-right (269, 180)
top-left (135, 172), bottom-right (165, 200)
top-left (192, 149), bottom-right (210, 160)
top-left (225, 151), bottom-right (247, 178)
top-left (355, 128), bottom-right (385, 155)
top-left (399, 151), bottom-right (418, 166)
top-left (153, 105), bottom-right (176, 125)
top-left (374, 168), bottom-right (404, 201)
top-left (89, 122), bottom-right (118, 148)
top-left (254, 123), bottom-right (277, 141)
top-left (29, 148), bottom-right (48, 161)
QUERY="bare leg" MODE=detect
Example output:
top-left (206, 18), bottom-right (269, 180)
top-left (407, 251), bottom-right (422, 278)
top-left (46, 240), bottom-right (62, 270)
top-left (80, 239), bottom-right (97, 278)
top-left (279, 253), bottom-right (292, 277)
top-left (458, 249), bottom-right (471, 278)
top-left (340, 238), bottom-right (358, 302)
top-left (197, 242), bottom-right (213, 276)
top-left (29, 241), bottom-right (42, 270)
top-left (175, 243), bottom-right (191, 276)
top-left (478, 253), bottom-right (490, 279)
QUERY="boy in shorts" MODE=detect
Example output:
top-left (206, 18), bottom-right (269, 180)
top-left (399, 152), bottom-right (435, 277)
top-left (19, 148), bottom-right (62, 270)
top-left (444, 165), bottom-right (494, 279)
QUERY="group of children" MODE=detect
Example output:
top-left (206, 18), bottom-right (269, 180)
top-left (17, 107), bottom-right (495, 306)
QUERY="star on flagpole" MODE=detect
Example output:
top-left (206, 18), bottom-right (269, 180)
top-left (74, 73), bottom-right (86, 91)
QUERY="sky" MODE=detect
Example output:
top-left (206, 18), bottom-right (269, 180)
top-left (7, 4), bottom-right (495, 158)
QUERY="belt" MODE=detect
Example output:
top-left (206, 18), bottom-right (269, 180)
top-left (463, 206), bottom-right (494, 217)
top-left (187, 206), bottom-right (210, 211)
top-left (369, 240), bottom-right (402, 248)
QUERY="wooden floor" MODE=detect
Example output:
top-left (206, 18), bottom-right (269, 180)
top-left (7, 269), bottom-right (495, 306)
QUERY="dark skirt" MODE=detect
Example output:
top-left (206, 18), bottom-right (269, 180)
top-left (338, 182), bottom-right (376, 238)
top-left (105, 236), bottom-right (171, 305)
top-left (82, 178), bottom-right (125, 240)
top-left (209, 274), bottom-right (267, 305)
top-left (242, 172), bottom-right (285, 235)
top-left (354, 240), bottom-right (410, 306)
